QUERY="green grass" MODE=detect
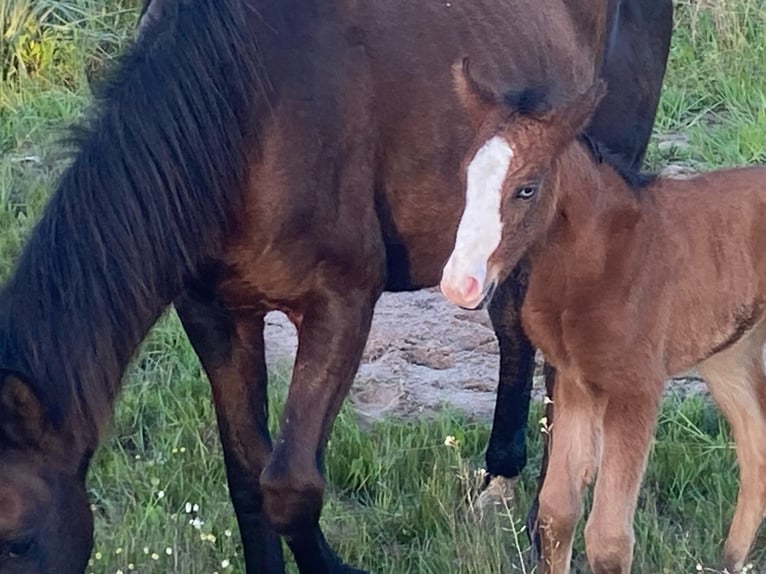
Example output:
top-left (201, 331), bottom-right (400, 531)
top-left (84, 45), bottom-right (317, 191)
top-left (1, 0), bottom-right (765, 572)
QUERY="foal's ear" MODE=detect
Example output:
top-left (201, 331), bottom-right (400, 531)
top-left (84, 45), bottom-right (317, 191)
top-left (452, 58), bottom-right (499, 125)
top-left (555, 80), bottom-right (608, 144)
top-left (0, 374), bottom-right (47, 448)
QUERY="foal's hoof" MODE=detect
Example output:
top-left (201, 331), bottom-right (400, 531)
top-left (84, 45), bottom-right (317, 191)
top-left (473, 474), bottom-right (518, 518)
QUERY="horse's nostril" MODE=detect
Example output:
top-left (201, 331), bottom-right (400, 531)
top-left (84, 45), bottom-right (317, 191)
top-left (460, 275), bottom-right (480, 300)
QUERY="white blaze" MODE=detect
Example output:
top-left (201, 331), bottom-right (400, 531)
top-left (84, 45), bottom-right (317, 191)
top-left (442, 136), bottom-right (512, 301)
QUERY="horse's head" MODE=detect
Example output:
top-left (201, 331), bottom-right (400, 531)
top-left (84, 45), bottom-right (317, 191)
top-left (0, 374), bottom-right (93, 574)
top-left (440, 59), bottom-right (607, 309)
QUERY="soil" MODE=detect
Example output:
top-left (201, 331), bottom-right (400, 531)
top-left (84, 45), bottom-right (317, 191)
top-left (263, 288), bottom-right (706, 426)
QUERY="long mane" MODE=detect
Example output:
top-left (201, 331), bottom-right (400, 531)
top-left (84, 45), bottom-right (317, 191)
top-left (0, 0), bottom-right (269, 442)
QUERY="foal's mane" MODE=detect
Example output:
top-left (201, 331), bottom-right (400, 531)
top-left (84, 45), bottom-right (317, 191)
top-left (503, 87), bottom-right (656, 190)
top-left (0, 0), bottom-right (269, 442)
top-left (576, 133), bottom-right (657, 190)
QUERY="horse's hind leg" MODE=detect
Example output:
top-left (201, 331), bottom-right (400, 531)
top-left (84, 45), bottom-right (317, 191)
top-left (259, 287), bottom-right (380, 574)
top-left (698, 332), bottom-right (766, 572)
top-left (479, 265), bottom-right (536, 511)
top-left (175, 284), bottom-right (285, 574)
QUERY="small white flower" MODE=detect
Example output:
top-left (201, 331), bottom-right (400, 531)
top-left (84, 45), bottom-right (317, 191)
top-left (151, 552), bottom-right (160, 560)
top-left (190, 517), bottom-right (204, 530)
top-left (192, 503), bottom-right (200, 513)
top-left (185, 502), bottom-right (193, 514)
top-left (221, 559), bottom-right (231, 569)
top-left (157, 490), bottom-right (165, 500)
top-left (165, 547), bottom-right (173, 555)
top-left (224, 529), bottom-right (232, 538)
top-left (94, 553), bottom-right (102, 561)
top-left (443, 435), bottom-right (459, 448)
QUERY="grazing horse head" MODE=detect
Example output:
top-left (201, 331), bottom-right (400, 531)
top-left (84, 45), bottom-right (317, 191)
top-left (0, 374), bottom-right (93, 574)
top-left (440, 59), bottom-right (606, 310)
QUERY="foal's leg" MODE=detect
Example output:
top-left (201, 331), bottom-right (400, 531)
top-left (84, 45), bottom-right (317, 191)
top-left (699, 339), bottom-right (766, 572)
top-left (479, 267), bottom-right (536, 510)
top-left (537, 373), bottom-right (604, 574)
top-left (260, 288), bottom-right (379, 574)
top-left (526, 362), bottom-right (556, 554)
top-left (175, 287), bottom-right (285, 574)
top-left (583, 385), bottom-right (661, 574)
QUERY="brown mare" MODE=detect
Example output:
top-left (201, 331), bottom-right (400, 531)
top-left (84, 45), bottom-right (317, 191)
top-left (441, 66), bottom-right (766, 573)
top-left (0, 1), bottom-right (670, 573)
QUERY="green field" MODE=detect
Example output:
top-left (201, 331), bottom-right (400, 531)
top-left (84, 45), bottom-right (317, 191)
top-left (1, 0), bottom-right (765, 572)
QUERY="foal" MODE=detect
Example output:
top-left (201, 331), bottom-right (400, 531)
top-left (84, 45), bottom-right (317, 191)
top-left (441, 61), bottom-right (766, 574)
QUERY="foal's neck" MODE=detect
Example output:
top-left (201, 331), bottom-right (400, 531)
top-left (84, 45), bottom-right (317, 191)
top-left (525, 141), bottom-right (646, 287)
top-left (550, 142), bottom-right (643, 244)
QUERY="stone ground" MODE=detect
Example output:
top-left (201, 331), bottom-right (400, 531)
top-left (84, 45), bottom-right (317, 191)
top-left (263, 289), bottom-right (706, 426)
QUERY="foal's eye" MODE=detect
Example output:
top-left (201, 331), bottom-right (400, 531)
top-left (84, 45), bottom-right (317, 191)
top-left (515, 185), bottom-right (538, 200)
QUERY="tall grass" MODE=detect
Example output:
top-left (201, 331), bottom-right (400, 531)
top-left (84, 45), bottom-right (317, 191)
top-left (645, 0), bottom-right (766, 169)
top-left (0, 0), bottom-right (765, 572)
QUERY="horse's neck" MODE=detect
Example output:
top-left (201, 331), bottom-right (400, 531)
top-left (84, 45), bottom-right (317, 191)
top-left (557, 144), bottom-right (640, 239)
top-left (530, 145), bottom-right (643, 282)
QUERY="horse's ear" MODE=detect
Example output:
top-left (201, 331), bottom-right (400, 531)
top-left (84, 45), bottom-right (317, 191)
top-left (0, 374), bottom-right (47, 448)
top-left (555, 79), bottom-right (608, 144)
top-left (452, 58), bottom-right (499, 125)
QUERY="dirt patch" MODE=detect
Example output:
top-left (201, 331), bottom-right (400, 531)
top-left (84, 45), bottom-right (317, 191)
top-left (263, 288), bottom-right (707, 423)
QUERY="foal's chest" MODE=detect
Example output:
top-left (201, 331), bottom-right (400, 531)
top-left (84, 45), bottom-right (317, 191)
top-left (520, 269), bottom-right (639, 380)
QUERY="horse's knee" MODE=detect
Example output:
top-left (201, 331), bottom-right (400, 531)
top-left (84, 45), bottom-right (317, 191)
top-left (260, 455), bottom-right (325, 536)
top-left (584, 523), bottom-right (634, 574)
top-left (537, 496), bottom-right (578, 542)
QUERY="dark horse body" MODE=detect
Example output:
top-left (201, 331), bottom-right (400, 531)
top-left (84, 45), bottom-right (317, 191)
top-left (0, 1), bottom-right (670, 572)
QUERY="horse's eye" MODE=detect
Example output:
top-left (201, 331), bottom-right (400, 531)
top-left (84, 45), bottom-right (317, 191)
top-left (515, 185), bottom-right (538, 200)
top-left (7, 538), bottom-right (33, 559)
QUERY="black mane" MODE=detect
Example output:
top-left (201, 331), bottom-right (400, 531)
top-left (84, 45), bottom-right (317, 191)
top-left (502, 87), bottom-right (552, 116)
top-left (0, 0), bottom-right (269, 443)
top-left (577, 132), bottom-right (657, 189)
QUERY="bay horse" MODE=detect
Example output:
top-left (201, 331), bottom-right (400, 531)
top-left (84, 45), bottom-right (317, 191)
top-left (0, 1), bottom-right (670, 573)
top-left (441, 66), bottom-right (766, 573)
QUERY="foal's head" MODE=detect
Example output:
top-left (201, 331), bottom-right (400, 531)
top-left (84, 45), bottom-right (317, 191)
top-left (440, 59), bottom-right (606, 309)
top-left (0, 374), bottom-right (93, 574)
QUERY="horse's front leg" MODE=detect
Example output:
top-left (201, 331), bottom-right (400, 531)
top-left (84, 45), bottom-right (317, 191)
top-left (260, 287), bottom-right (380, 574)
top-left (526, 362), bottom-right (556, 556)
top-left (584, 384), bottom-right (661, 574)
top-left (175, 285), bottom-right (285, 574)
top-left (477, 265), bottom-right (537, 512)
top-left (537, 372), bottom-right (605, 574)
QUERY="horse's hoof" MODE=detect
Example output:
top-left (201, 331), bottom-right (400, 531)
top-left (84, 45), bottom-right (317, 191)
top-left (473, 474), bottom-right (518, 517)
